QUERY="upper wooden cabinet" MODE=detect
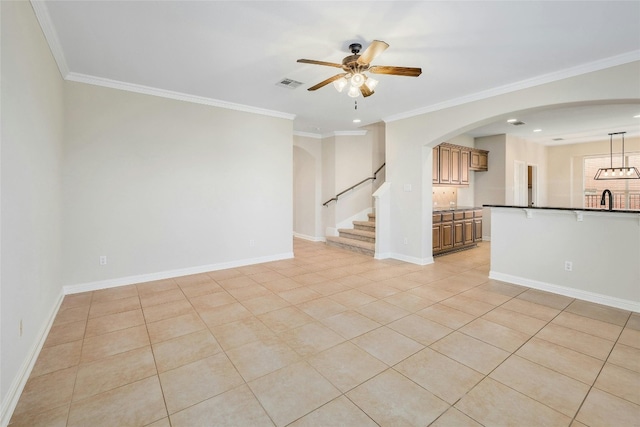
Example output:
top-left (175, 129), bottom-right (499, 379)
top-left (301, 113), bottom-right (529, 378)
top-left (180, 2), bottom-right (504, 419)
top-left (433, 143), bottom-right (488, 186)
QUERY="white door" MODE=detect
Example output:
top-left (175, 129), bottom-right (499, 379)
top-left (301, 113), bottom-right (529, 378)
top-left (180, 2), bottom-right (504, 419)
top-left (514, 160), bottom-right (527, 206)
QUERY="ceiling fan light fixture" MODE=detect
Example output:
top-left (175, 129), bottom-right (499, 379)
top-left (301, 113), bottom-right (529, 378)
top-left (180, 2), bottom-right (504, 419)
top-left (364, 76), bottom-right (378, 91)
top-left (350, 73), bottom-right (365, 88)
top-left (333, 77), bottom-right (348, 92)
top-left (347, 85), bottom-right (360, 98)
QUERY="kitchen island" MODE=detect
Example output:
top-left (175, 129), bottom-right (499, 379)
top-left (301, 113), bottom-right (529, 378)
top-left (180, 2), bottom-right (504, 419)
top-left (485, 205), bottom-right (640, 312)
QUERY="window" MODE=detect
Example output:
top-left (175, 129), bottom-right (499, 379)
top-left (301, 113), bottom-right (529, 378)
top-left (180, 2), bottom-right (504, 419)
top-left (584, 153), bottom-right (640, 210)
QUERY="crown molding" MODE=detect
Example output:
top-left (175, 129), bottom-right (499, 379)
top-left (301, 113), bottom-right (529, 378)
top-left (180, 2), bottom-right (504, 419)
top-left (385, 50), bottom-right (640, 124)
top-left (30, 1), bottom-right (69, 78)
top-left (293, 131), bottom-right (322, 139)
top-left (323, 130), bottom-right (368, 138)
top-left (66, 72), bottom-right (296, 121)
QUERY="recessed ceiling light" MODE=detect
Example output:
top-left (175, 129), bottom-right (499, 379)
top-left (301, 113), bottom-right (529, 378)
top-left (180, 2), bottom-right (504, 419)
top-left (634, 114), bottom-right (640, 118)
top-left (507, 118), bottom-right (518, 123)
top-left (533, 129), bottom-right (542, 132)
top-left (353, 119), bottom-right (361, 123)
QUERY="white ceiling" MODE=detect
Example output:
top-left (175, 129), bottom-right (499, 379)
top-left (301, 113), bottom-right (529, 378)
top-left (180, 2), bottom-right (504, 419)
top-left (36, 1), bottom-right (640, 140)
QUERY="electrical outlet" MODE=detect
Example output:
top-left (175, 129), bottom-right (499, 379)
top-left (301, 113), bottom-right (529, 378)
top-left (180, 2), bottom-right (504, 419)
top-left (100, 256), bottom-right (107, 265)
top-left (564, 261), bottom-right (573, 272)
top-left (403, 237), bottom-right (408, 245)
top-left (249, 239), bottom-right (256, 247)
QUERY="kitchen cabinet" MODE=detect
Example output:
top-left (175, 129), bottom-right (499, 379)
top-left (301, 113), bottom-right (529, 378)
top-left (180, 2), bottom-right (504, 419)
top-left (470, 150), bottom-right (488, 171)
top-left (432, 147), bottom-right (440, 184)
top-left (433, 208), bottom-right (482, 255)
top-left (438, 145), bottom-right (451, 184)
top-left (433, 143), bottom-right (488, 186)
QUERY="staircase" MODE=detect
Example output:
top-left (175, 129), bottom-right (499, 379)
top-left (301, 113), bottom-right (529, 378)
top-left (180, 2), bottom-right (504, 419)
top-left (326, 212), bottom-right (376, 256)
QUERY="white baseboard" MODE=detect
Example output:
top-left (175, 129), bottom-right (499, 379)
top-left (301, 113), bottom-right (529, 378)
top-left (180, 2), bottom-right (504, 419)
top-left (1, 292), bottom-right (64, 427)
top-left (490, 271), bottom-right (640, 312)
top-left (390, 253), bottom-right (434, 266)
top-left (293, 232), bottom-right (325, 242)
top-left (64, 252), bottom-right (294, 295)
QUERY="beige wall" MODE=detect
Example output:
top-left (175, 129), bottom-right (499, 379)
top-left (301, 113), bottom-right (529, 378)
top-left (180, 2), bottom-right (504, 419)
top-left (1, 1), bottom-right (65, 420)
top-left (293, 135), bottom-right (322, 240)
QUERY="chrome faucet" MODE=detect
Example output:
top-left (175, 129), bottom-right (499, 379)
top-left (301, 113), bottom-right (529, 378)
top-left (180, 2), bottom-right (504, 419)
top-left (600, 189), bottom-right (613, 211)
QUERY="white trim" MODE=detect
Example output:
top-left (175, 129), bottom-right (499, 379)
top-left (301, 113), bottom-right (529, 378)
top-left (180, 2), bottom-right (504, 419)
top-left (65, 72), bottom-right (296, 121)
top-left (0, 292), bottom-right (64, 427)
top-left (374, 252), bottom-right (391, 260)
top-left (322, 130), bottom-right (368, 138)
top-left (64, 252), bottom-right (293, 295)
top-left (30, 1), bottom-right (69, 78)
top-left (293, 232), bottom-right (325, 242)
top-left (384, 50), bottom-right (640, 124)
top-left (490, 271), bottom-right (640, 312)
top-left (390, 253), bottom-right (434, 266)
top-left (293, 131), bottom-right (322, 139)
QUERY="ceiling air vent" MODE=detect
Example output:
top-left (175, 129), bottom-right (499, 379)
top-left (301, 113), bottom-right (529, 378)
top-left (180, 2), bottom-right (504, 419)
top-left (509, 120), bottom-right (526, 126)
top-left (552, 138), bottom-right (564, 141)
top-left (276, 78), bottom-right (303, 89)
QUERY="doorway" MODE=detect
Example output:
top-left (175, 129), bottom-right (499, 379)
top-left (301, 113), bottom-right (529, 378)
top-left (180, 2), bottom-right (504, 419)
top-left (528, 165), bottom-right (538, 207)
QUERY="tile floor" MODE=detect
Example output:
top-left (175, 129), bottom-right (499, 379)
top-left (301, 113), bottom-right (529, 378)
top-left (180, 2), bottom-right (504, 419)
top-left (9, 240), bottom-right (640, 426)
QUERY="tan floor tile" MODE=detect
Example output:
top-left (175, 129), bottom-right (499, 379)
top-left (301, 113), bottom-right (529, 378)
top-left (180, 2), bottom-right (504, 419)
top-left (152, 329), bottom-right (222, 372)
top-left (257, 306), bottom-right (314, 333)
top-left (516, 288), bottom-right (574, 310)
top-left (43, 319), bottom-right (86, 347)
top-left (608, 342), bottom-right (640, 372)
top-left (218, 275), bottom-right (259, 290)
top-left (92, 285), bottom-right (138, 303)
top-left (189, 291), bottom-right (237, 311)
top-left (60, 292), bottom-right (92, 310)
top-left (11, 366), bottom-right (77, 419)
top-left (440, 295), bottom-right (496, 317)
top-left (170, 384), bottom-right (273, 427)
top-left (280, 322), bottom-right (345, 357)
top-left (226, 283), bottom-right (271, 301)
top-left (139, 288), bottom-right (186, 308)
top-left (374, 277), bottom-right (423, 292)
top-left (430, 407), bottom-right (483, 427)
top-left (31, 340), bottom-right (82, 377)
top-left (347, 369), bottom-right (449, 426)
top-left (211, 316), bottom-right (275, 350)
top-left (80, 325), bottom-right (149, 363)
top-left (142, 299), bottom-right (194, 323)
top-left (321, 310), bottom-right (381, 339)
top-left (594, 363), bottom-right (640, 405)
top-left (481, 306), bottom-right (547, 335)
top-left (417, 303), bottom-right (476, 329)
top-left (402, 268), bottom-right (453, 285)
top-left (172, 273), bottom-right (211, 287)
top-left (536, 323), bottom-right (614, 360)
top-left (352, 326), bottom-right (424, 366)
top-left (67, 376), bottom-right (166, 427)
top-left (298, 297), bottom-right (348, 319)
top-left (160, 353), bottom-right (244, 414)
top-left (85, 308), bottom-right (145, 337)
top-left (247, 270), bottom-right (286, 284)
top-left (490, 355), bottom-right (590, 417)
top-left (356, 300), bottom-right (410, 325)
top-left (576, 388), bottom-right (640, 427)
top-left (458, 287), bottom-right (512, 305)
top-left (53, 305), bottom-right (90, 326)
top-left (226, 336), bottom-right (300, 381)
top-left (329, 289), bottom-right (377, 308)
top-left (73, 346), bottom-right (156, 401)
top-left (178, 280), bottom-right (224, 298)
top-left (242, 293), bottom-right (290, 315)
top-left (207, 268), bottom-right (244, 281)
top-left (334, 274), bottom-right (373, 288)
top-left (249, 361), bottom-right (340, 426)
top-left (308, 341), bottom-right (387, 393)
top-left (198, 301), bottom-right (252, 327)
top-left (500, 298), bottom-right (560, 321)
top-left (565, 299), bottom-right (630, 326)
top-left (388, 314), bottom-right (453, 346)
top-left (618, 327), bottom-right (640, 349)
top-left (357, 282), bottom-right (401, 299)
top-left (8, 403), bottom-right (69, 427)
top-left (396, 347), bottom-right (484, 405)
top-left (288, 395), bottom-right (377, 427)
top-left (261, 277), bottom-right (303, 293)
top-left (552, 311), bottom-right (623, 341)
top-left (516, 337), bottom-right (604, 385)
top-left (238, 263), bottom-right (274, 275)
top-left (136, 279), bottom-right (178, 295)
top-left (455, 377), bottom-right (570, 426)
top-left (277, 286), bottom-right (322, 304)
top-left (430, 331), bottom-right (510, 374)
top-left (145, 417), bottom-right (171, 427)
top-left (88, 295), bottom-right (141, 319)
top-left (460, 318), bottom-right (531, 352)
top-left (146, 311), bottom-right (206, 344)
top-left (627, 313), bottom-right (640, 331)
top-left (382, 291), bottom-right (435, 312)
top-left (307, 280), bottom-right (351, 296)
top-left (408, 284), bottom-right (457, 302)
top-left (477, 280), bottom-right (526, 297)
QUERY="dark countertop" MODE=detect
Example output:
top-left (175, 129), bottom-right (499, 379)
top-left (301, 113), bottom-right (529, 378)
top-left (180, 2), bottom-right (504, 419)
top-left (483, 204), bottom-right (640, 214)
top-left (433, 206), bottom-right (482, 213)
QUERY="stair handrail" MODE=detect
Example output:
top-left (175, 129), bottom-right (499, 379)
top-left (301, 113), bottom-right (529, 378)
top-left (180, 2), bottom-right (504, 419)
top-left (323, 163), bottom-right (386, 207)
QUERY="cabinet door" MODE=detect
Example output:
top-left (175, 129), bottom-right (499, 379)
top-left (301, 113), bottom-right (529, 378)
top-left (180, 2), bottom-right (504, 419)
top-left (479, 152), bottom-right (488, 170)
top-left (442, 222), bottom-right (454, 250)
top-left (432, 147), bottom-right (440, 184)
top-left (432, 224), bottom-right (442, 252)
top-left (453, 221), bottom-right (464, 246)
top-left (474, 219), bottom-right (483, 242)
top-left (461, 150), bottom-right (470, 185)
top-left (463, 220), bottom-right (474, 245)
top-left (450, 147), bottom-right (461, 185)
top-left (439, 146), bottom-right (451, 184)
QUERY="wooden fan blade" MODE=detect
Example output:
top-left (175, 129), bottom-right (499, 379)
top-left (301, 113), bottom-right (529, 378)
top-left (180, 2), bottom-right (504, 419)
top-left (357, 40), bottom-right (389, 65)
top-left (369, 65), bottom-right (422, 77)
top-left (297, 59), bottom-right (343, 68)
top-left (307, 73), bottom-right (347, 91)
top-left (360, 85), bottom-right (374, 98)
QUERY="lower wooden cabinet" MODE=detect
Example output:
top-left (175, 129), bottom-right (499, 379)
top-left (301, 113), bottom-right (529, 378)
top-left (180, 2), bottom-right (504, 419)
top-left (433, 209), bottom-right (482, 255)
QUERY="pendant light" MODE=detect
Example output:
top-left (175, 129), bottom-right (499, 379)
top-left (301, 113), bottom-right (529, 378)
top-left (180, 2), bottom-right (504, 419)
top-left (593, 132), bottom-right (640, 180)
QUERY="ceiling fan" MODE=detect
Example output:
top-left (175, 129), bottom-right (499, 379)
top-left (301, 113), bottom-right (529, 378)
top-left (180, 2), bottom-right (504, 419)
top-left (297, 40), bottom-right (422, 98)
